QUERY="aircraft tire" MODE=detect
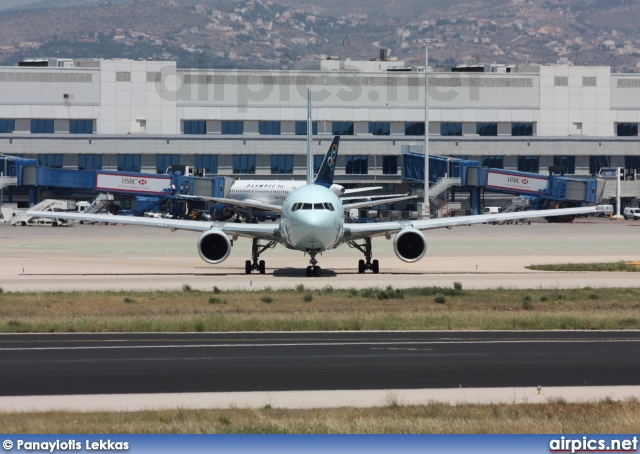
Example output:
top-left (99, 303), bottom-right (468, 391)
top-left (313, 266), bottom-right (321, 277)
top-left (259, 260), bottom-right (266, 274)
top-left (245, 260), bottom-right (252, 274)
top-left (372, 260), bottom-right (379, 274)
top-left (358, 259), bottom-right (365, 274)
top-left (305, 266), bottom-right (313, 277)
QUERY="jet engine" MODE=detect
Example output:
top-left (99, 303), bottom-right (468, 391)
top-left (393, 228), bottom-right (427, 262)
top-left (197, 229), bottom-right (232, 264)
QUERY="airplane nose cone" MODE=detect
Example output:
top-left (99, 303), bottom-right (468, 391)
top-left (285, 211), bottom-right (342, 252)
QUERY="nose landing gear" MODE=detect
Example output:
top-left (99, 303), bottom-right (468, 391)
top-left (305, 251), bottom-right (322, 277)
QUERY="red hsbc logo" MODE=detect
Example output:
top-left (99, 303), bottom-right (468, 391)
top-left (522, 179), bottom-right (529, 184)
top-left (138, 179), bottom-right (147, 185)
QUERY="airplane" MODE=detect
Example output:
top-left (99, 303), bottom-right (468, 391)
top-left (28, 183), bottom-right (598, 277)
top-left (26, 91), bottom-right (599, 277)
top-left (203, 136), bottom-right (383, 221)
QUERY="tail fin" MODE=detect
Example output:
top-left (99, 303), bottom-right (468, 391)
top-left (314, 136), bottom-right (340, 188)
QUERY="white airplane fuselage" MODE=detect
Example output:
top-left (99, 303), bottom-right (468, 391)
top-left (229, 180), bottom-right (344, 205)
top-left (280, 184), bottom-right (344, 252)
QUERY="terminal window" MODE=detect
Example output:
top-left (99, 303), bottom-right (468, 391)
top-left (332, 121), bottom-right (354, 136)
top-left (346, 155), bottom-right (368, 175)
top-left (271, 155), bottom-right (293, 174)
top-left (78, 154), bottom-right (102, 171)
top-left (482, 156), bottom-right (504, 169)
top-left (259, 121), bottom-right (281, 135)
top-left (233, 155), bottom-right (256, 174)
top-left (404, 122), bottom-right (425, 136)
top-left (31, 119), bottom-right (54, 134)
top-left (441, 122), bottom-right (462, 136)
top-left (296, 121), bottom-right (318, 135)
top-left (512, 122), bottom-right (534, 136)
top-left (38, 154), bottom-right (63, 168)
top-left (184, 120), bottom-right (206, 135)
top-left (625, 156), bottom-right (640, 172)
top-left (156, 154), bottom-right (180, 173)
top-left (369, 122), bottom-right (390, 136)
top-left (616, 123), bottom-right (638, 136)
top-left (476, 123), bottom-right (497, 136)
top-left (0, 119), bottom-right (15, 133)
top-left (589, 156), bottom-right (611, 175)
top-left (195, 155), bottom-right (218, 173)
top-left (117, 154), bottom-right (141, 173)
top-left (70, 119), bottom-right (93, 134)
top-left (518, 156), bottom-right (539, 173)
top-left (222, 121), bottom-right (244, 135)
top-left (383, 155), bottom-right (398, 175)
top-left (553, 156), bottom-right (576, 174)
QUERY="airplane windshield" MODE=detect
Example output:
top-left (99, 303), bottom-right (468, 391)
top-left (314, 203), bottom-right (323, 210)
top-left (302, 203), bottom-right (312, 210)
top-left (291, 202), bottom-right (335, 211)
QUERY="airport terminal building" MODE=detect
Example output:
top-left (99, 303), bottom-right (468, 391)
top-left (1, 57), bottom-right (640, 203)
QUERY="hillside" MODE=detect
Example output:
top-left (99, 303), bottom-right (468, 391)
top-left (0, 0), bottom-right (639, 72)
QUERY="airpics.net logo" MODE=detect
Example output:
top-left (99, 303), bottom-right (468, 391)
top-left (549, 436), bottom-right (638, 453)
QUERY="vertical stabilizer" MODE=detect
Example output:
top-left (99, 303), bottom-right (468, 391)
top-left (307, 89), bottom-right (314, 185)
top-left (314, 136), bottom-right (340, 188)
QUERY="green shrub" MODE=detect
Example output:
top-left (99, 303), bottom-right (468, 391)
top-left (434, 294), bottom-right (447, 304)
top-left (540, 295), bottom-right (549, 302)
top-left (295, 284), bottom-right (305, 292)
top-left (522, 295), bottom-right (533, 310)
top-left (219, 415), bottom-right (231, 425)
top-left (208, 297), bottom-right (226, 305)
top-left (589, 293), bottom-right (600, 300)
top-left (260, 295), bottom-right (273, 304)
top-left (453, 281), bottom-right (463, 291)
top-left (124, 297), bottom-right (135, 304)
top-left (182, 284), bottom-right (192, 292)
top-left (302, 293), bottom-right (313, 303)
top-left (212, 286), bottom-right (222, 294)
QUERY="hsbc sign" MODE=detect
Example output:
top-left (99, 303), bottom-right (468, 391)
top-left (96, 172), bottom-right (172, 194)
top-left (486, 171), bottom-right (548, 194)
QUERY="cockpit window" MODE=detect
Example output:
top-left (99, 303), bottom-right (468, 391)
top-left (314, 203), bottom-right (324, 210)
top-left (291, 203), bottom-right (301, 212)
top-left (323, 203), bottom-right (334, 211)
top-left (302, 203), bottom-right (312, 210)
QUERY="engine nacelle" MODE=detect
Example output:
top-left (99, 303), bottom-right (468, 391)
top-left (329, 184), bottom-right (346, 195)
top-left (393, 228), bottom-right (427, 262)
top-left (197, 229), bottom-right (232, 264)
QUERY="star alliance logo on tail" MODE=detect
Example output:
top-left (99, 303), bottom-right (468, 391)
top-left (327, 144), bottom-right (337, 170)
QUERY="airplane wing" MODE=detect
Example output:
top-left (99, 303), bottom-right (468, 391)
top-left (343, 195), bottom-right (417, 211)
top-left (343, 186), bottom-right (383, 194)
top-left (176, 195), bottom-right (282, 212)
top-left (343, 206), bottom-right (599, 242)
top-left (26, 210), bottom-right (281, 241)
top-left (340, 193), bottom-right (414, 202)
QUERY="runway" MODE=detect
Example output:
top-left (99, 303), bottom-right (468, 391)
top-left (1, 331), bottom-right (639, 396)
top-left (1, 217), bottom-right (640, 291)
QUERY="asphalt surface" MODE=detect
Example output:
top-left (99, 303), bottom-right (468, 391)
top-left (1, 331), bottom-right (639, 396)
top-left (2, 217), bottom-right (640, 291)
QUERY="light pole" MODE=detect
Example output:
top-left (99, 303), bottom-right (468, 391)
top-left (415, 38), bottom-right (439, 218)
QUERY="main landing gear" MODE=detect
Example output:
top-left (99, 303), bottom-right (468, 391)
top-left (245, 238), bottom-right (277, 274)
top-left (348, 237), bottom-right (379, 274)
top-left (305, 251), bottom-right (322, 277)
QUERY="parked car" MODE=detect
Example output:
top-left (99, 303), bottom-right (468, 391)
top-left (623, 207), bottom-right (640, 220)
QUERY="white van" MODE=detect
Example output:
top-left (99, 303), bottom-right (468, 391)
top-left (623, 207), bottom-right (640, 220)
top-left (481, 207), bottom-right (500, 215)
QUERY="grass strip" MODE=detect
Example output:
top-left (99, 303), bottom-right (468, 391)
top-left (527, 261), bottom-right (640, 272)
top-left (1, 400), bottom-right (638, 434)
top-left (1, 285), bottom-right (640, 332)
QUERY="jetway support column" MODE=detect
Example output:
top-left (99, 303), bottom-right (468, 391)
top-left (469, 187), bottom-right (480, 215)
top-left (29, 187), bottom-right (37, 207)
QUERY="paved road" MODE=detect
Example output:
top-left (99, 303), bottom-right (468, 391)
top-left (1, 218), bottom-right (640, 291)
top-left (1, 331), bottom-right (639, 396)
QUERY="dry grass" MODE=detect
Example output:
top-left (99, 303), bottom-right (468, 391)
top-left (1, 286), bottom-right (640, 332)
top-left (1, 400), bottom-right (639, 434)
